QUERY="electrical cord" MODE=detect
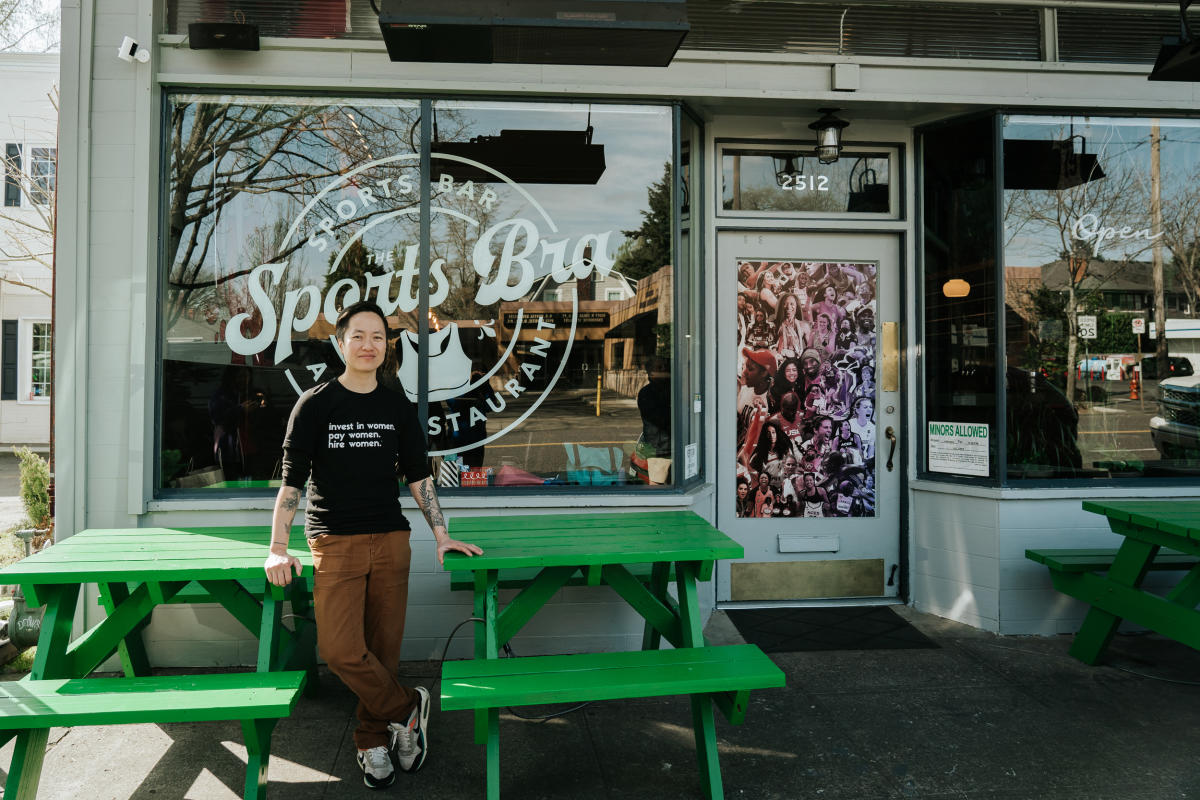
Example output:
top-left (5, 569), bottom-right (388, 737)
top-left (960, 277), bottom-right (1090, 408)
top-left (438, 617), bottom-right (593, 722)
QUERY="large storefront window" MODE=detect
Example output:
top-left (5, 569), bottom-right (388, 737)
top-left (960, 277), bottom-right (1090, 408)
top-left (920, 112), bottom-right (1200, 482)
top-left (920, 116), bottom-right (1000, 481)
top-left (160, 93), bottom-right (684, 492)
top-left (1004, 115), bottom-right (1200, 479)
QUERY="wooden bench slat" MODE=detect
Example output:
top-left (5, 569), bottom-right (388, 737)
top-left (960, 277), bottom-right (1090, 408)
top-left (1025, 548), bottom-right (1198, 573)
top-left (450, 510), bottom-right (702, 531)
top-left (440, 645), bottom-right (784, 711)
top-left (2, 563), bottom-right (309, 584)
top-left (448, 564), bottom-right (674, 592)
top-left (0, 672), bottom-right (307, 729)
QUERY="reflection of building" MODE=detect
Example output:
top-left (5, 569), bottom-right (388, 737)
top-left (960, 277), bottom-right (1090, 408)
top-left (1007, 259), bottom-right (1200, 360)
top-left (605, 265), bottom-right (672, 397)
top-left (1034, 259), bottom-right (1194, 316)
top-left (0, 53), bottom-right (56, 450)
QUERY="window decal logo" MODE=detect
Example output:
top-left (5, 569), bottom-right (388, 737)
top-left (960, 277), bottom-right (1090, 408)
top-left (222, 153), bottom-right (617, 457)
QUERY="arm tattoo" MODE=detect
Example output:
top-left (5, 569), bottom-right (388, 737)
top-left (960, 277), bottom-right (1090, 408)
top-left (271, 487), bottom-right (301, 549)
top-left (417, 478), bottom-right (446, 530)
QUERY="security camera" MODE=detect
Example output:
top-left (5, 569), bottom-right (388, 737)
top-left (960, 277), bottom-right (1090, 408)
top-left (116, 35), bottom-right (150, 63)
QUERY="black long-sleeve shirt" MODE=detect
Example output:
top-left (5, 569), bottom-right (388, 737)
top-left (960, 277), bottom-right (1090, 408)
top-left (282, 380), bottom-right (430, 536)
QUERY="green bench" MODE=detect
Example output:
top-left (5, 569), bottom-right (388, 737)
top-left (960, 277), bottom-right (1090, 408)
top-left (1026, 546), bottom-right (1200, 662)
top-left (441, 645), bottom-right (785, 799)
top-left (0, 671), bottom-right (307, 800)
top-left (1026, 547), bottom-right (1200, 574)
top-left (448, 563), bottom-right (672, 592)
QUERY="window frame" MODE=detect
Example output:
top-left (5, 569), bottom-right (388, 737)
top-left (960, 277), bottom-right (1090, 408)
top-left (2, 142), bottom-right (56, 208)
top-left (18, 317), bottom-right (51, 405)
top-left (27, 147), bottom-right (56, 207)
top-left (154, 90), bottom-right (703, 497)
top-left (715, 140), bottom-right (902, 222)
top-left (917, 108), bottom-right (1200, 488)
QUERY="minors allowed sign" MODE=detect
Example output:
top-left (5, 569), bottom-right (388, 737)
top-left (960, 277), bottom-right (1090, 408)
top-left (927, 421), bottom-right (990, 477)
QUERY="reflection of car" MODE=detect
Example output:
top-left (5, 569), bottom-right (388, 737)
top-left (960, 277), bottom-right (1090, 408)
top-left (1140, 355), bottom-right (1195, 379)
top-left (1150, 375), bottom-right (1200, 458)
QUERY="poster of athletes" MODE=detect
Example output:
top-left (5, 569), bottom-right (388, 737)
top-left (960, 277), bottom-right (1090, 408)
top-left (735, 260), bottom-right (878, 518)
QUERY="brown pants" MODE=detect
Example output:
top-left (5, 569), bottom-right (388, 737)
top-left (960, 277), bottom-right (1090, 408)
top-left (309, 530), bottom-right (417, 750)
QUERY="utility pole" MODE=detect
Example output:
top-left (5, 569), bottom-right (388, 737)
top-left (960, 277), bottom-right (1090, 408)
top-left (1151, 120), bottom-right (1168, 376)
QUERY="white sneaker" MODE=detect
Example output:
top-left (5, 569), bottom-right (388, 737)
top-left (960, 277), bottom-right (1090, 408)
top-left (357, 745), bottom-right (395, 789)
top-left (389, 685), bottom-right (430, 773)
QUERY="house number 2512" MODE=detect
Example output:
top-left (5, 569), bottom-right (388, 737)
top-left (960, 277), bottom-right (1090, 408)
top-left (780, 175), bottom-right (830, 192)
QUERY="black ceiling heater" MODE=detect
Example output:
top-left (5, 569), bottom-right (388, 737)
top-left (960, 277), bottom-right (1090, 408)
top-left (376, 0), bottom-right (689, 66)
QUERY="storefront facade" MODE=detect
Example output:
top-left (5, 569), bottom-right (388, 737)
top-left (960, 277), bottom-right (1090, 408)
top-left (58, 0), bottom-right (1200, 664)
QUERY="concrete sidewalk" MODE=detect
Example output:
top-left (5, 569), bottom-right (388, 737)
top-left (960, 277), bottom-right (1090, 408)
top-left (2, 606), bottom-right (1197, 799)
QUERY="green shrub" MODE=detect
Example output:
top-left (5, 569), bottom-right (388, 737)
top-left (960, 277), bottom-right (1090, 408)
top-left (12, 447), bottom-right (50, 529)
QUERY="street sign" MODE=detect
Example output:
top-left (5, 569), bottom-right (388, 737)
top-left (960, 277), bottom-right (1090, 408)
top-left (1132, 317), bottom-right (1146, 334)
top-left (1078, 314), bottom-right (1098, 339)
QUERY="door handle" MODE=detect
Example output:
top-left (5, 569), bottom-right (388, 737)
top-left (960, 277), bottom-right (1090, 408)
top-left (885, 426), bottom-right (897, 472)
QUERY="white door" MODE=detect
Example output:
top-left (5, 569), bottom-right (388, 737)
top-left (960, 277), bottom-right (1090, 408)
top-left (718, 231), bottom-right (902, 603)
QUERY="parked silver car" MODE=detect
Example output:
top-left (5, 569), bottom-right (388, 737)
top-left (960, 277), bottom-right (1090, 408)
top-left (1150, 374), bottom-right (1200, 458)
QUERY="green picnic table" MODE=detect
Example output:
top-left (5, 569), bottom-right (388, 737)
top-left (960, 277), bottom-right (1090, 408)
top-left (0, 526), bottom-right (318, 799)
top-left (1026, 500), bottom-right (1200, 664)
top-left (440, 510), bottom-right (785, 800)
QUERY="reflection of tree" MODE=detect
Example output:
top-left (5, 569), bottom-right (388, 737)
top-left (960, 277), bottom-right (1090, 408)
top-left (1161, 163), bottom-right (1200, 317)
top-left (730, 186), bottom-right (843, 214)
top-left (325, 238), bottom-right (370, 293)
top-left (427, 184), bottom-right (500, 323)
top-left (0, 0), bottom-right (59, 51)
top-left (190, 217), bottom-right (304, 341)
top-left (1019, 287), bottom-right (1136, 391)
top-left (613, 163), bottom-right (672, 282)
top-left (166, 98), bottom-right (420, 325)
top-left (1005, 146), bottom-right (1151, 403)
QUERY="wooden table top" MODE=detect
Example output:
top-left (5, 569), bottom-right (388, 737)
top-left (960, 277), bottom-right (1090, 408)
top-left (0, 527), bottom-right (313, 585)
top-left (1082, 500), bottom-right (1200, 544)
top-left (444, 510), bottom-right (742, 572)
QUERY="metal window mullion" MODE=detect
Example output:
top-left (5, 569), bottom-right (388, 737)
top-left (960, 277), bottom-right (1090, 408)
top-left (671, 104), bottom-right (683, 489)
top-left (993, 112), bottom-right (1008, 487)
top-left (914, 131), bottom-right (927, 477)
top-left (418, 99), bottom-right (431, 431)
top-left (686, 103), bottom-right (706, 489)
top-left (1039, 7), bottom-right (1059, 61)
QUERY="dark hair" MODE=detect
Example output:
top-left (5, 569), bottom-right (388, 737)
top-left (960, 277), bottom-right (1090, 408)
top-left (335, 300), bottom-right (389, 343)
top-left (751, 418), bottom-right (791, 471)
top-left (774, 292), bottom-right (801, 326)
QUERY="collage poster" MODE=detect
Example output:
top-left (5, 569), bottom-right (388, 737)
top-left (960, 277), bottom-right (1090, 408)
top-left (735, 260), bottom-right (878, 518)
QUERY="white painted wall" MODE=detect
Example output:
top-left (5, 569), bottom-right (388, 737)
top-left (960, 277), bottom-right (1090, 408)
top-left (61, 0), bottom-right (1200, 665)
top-left (0, 52), bottom-right (55, 447)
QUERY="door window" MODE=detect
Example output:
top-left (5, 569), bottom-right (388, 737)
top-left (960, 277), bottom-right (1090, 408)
top-left (719, 144), bottom-right (898, 218)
